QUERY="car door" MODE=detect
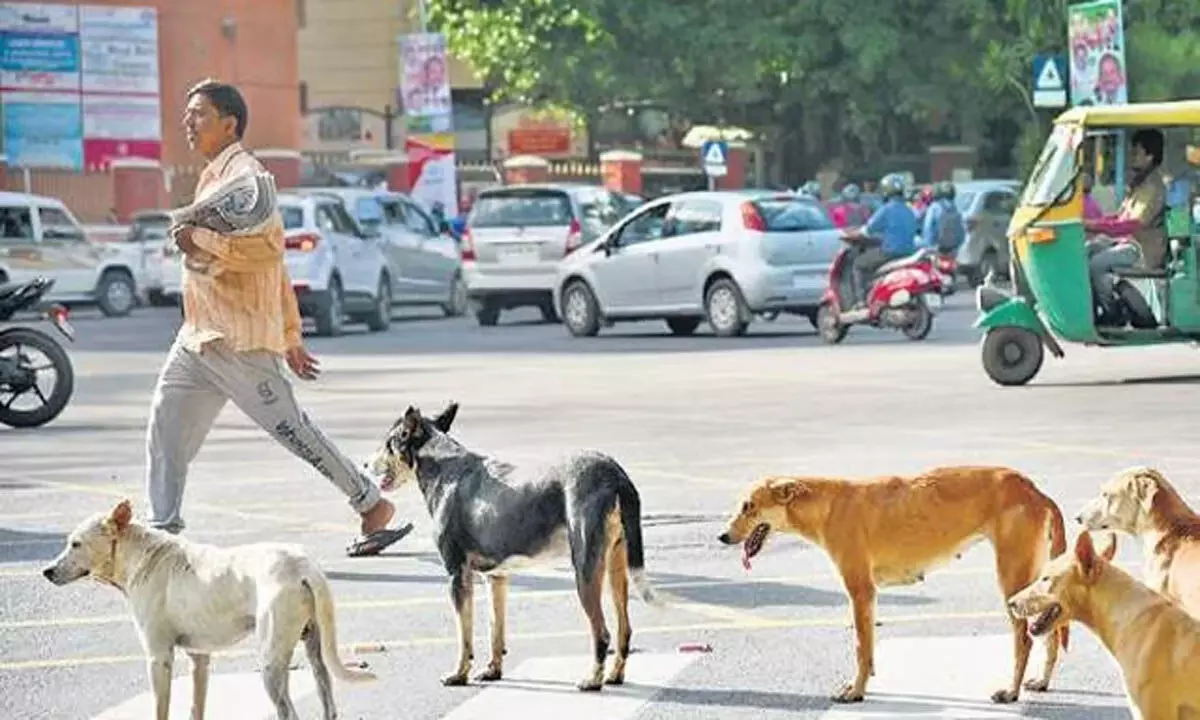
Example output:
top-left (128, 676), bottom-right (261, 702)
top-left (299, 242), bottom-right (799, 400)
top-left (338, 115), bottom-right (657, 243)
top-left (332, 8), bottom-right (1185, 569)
top-left (37, 204), bottom-right (101, 295)
top-left (588, 201), bottom-right (670, 314)
top-left (327, 200), bottom-right (381, 298)
top-left (401, 198), bottom-right (457, 297)
top-left (376, 197), bottom-right (422, 299)
top-left (0, 204), bottom-right (40, 286)
top-left (654, 198), bottom-right (724, 309)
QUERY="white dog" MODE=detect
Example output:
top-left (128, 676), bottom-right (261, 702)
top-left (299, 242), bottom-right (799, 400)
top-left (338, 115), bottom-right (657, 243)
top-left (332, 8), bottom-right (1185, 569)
top-left (43, 500), bottom-right (374, 720)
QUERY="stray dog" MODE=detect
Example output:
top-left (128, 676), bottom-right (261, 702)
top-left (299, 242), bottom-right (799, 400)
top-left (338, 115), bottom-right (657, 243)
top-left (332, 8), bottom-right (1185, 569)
top-left (1076, 466), bottom-right (1200, 617)
top-left (368, 402), bottom-right (662, 690)
top-left (718, 466), bottom-right (1069, 704)
top-left (43, 500), bottom-right (374, 720)
top-left (1009, 530), bottom-right (1200, 719)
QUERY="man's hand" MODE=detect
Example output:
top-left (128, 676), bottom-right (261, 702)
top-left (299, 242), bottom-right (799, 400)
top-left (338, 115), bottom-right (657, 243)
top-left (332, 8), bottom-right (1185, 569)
top-left (170, 225), bottom-right (199, 255)
top-left (285, 345), bottom-right (321, 381)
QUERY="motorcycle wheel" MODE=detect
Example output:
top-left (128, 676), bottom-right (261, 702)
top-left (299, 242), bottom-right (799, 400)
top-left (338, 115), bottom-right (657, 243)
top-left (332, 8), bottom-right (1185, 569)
top-left (901, 298), bottom-right (934, 341)
top-left (816, 302), bottom-right (848, 344)
top-left (0, 327), bottom-right (74, 428)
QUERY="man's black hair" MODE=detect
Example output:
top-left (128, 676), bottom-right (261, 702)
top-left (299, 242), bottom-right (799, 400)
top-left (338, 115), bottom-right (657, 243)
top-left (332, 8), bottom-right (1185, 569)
top-left (1132, 128), bottom-right (1164, 166)
top-left (186, 79), bottom-right (248, 139)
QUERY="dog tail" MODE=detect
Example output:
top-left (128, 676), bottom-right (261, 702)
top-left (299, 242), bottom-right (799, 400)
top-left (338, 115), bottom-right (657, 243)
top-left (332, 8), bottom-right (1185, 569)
top-left (302, 572), bottom-right (378, 683)
top-left (1046, 499), bottom-right (1071, 652)
top-left (614, 467), bottom-right (665, 608)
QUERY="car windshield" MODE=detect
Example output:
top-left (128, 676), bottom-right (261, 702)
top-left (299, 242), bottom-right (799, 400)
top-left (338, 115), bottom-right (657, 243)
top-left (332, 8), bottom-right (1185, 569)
top-left (1020, 124), bottom-right (1082, 207)
top-left (279, 205), bottom-right (304, 230)
top-left (127, 215), bottom-right (170, 241)
top-left (470, 190), bottom-right (573, 228)
top-left (355, 197), bottom-right (384, 229)
top-left (753, 197), bottom-right (834, 232)
top-left (954, 192), bottom-right (977, 213)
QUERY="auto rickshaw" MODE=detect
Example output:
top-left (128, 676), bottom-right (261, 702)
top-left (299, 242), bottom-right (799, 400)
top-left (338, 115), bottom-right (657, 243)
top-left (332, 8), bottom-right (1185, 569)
top-left (975, 100), bottom-right (1200, 386)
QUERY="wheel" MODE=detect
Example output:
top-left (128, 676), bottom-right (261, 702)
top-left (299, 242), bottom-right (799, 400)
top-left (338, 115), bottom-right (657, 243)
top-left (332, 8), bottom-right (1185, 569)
top-left (901, 298), bottom-right (934, 341)
top-left (0, 327), bottom-right (74, 428)
top-left (665, 317), bottom-right (701, 336)
top-left (539, 298), bottom-right (561, 324)
top-left (314, 277), bottom-right (344, 337)
top-left (441, 274), bottom-right (468, 317)
top-left (95, 270), bottom-right (136, 317)
top-left (364, 275), bottom-right (392, 332)
top-left (475, 302), bottom-right (500, 327)
top-left (562, 281), bottom-right (601, 337)
top-left (704, 277), bottom-right (749, 337)
top-left (816, 302), bottom-right (848, 344)
top-left (981, 327), bottom-right (1044, 387)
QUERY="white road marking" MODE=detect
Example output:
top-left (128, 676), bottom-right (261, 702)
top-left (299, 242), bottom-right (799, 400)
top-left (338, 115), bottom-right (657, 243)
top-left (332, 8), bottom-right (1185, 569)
top-left (441, 652), bottom-right (698, 720)
top-left (92, 669), bottom-right (315, 720)
top-left (820, 634), bottom-right (1047, 718)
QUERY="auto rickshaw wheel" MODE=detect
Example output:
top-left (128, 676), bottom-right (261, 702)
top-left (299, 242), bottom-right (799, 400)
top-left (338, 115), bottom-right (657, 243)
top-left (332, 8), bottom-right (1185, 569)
top-left (981, 327), bottom-right (1044, 387)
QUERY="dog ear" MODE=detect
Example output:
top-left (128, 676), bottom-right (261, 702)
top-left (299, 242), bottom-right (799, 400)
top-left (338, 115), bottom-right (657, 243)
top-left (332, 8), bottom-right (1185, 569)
top-left (1096, 531), bottom-right (1118, 562)
top-left (109, 499), bottom-right (133, 532)
top-left (433, 402), bottom-right (459, 433)
top-left (1074, 531), bottom-right (1099, 578)
top-left (402, 405), bottom-right (421, 431)
top-left (768, 479), bottom-right (806, 505)
top-left (1132, 469), bottom-right (1160, 513)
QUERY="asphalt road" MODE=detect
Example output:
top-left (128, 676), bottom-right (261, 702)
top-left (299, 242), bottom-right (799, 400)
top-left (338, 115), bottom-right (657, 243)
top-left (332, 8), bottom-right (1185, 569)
top-left (4, 294), bottom-right (1200, 720)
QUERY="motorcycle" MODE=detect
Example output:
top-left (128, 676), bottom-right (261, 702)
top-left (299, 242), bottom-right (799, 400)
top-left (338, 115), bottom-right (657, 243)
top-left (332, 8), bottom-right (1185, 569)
top-left (0, 277), bottom-right (76, 428)
top-left (815, 237), bottom-right (949, 345)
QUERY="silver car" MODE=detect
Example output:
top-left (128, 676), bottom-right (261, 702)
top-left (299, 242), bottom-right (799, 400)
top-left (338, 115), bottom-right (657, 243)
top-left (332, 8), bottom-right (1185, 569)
top-left (462, 183), bottom-right (625, 326)
top-left (954, 180), bottom-right (1020, 285)
top-left (553, 191), bottom-right (842, 338)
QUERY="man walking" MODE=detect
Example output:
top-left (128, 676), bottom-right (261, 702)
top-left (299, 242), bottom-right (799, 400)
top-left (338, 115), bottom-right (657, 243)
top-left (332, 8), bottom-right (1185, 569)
top-left (146, 79), bottom-right (410, 557)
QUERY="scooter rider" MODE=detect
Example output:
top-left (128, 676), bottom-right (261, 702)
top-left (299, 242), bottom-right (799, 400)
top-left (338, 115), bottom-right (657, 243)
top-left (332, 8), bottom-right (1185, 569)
top-left (842, 173), bottom-right (918, 308)
top-left (919, 181), bottom-right (965, 254)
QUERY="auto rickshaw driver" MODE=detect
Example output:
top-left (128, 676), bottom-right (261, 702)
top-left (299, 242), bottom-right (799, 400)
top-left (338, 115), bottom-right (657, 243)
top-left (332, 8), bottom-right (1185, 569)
top-left (1082, 128), bottom-right (1168, 326)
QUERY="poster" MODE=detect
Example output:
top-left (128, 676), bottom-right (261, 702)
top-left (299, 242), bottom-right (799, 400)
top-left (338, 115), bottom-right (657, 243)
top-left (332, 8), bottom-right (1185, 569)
top-left (399, 32), bottom-right (451, 118)
top-left (2, 91), bottom-right (82, 169)
top-left (78, 5), bottom-right (158, 95)
top-left (406, 133), bottom-right (458, 216)
top-left (1067, 0), bottom-right (1128, 107)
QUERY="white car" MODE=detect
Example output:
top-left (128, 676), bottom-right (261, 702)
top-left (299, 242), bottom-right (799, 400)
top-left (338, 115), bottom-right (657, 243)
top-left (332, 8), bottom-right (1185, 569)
top-left (0, 191), bottom-right (140, 316)
top-left (123, 211), bottom-right (174, 306)
top-left (553, 190), bottom-right (843, 338)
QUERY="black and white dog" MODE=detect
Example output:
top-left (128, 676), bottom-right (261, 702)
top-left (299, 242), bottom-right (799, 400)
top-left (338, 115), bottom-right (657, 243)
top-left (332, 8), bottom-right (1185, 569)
top-left (368, 403), bottom-right (662, 691)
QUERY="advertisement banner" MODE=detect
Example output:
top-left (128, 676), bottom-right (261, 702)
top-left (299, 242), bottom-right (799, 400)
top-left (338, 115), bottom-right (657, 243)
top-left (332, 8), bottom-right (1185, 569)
top-left (0, 31), bottom-right (79, 92)
top-left (406, 133), bottom-right (458, 216)
top-left (399, 32), bottom-right (451, 119)
top-left (79, 5), bottom-right (158, 95)
top-left (1067, 0), bottom-right (1128, 107)
top-left (81, 93), bottom-right (160, 169)
top-left (2, 90), bottom-right (82, 169)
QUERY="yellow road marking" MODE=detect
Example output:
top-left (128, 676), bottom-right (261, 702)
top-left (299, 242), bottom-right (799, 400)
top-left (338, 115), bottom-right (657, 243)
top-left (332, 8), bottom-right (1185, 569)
top-left (0, 609), bottom-right (1010, 672)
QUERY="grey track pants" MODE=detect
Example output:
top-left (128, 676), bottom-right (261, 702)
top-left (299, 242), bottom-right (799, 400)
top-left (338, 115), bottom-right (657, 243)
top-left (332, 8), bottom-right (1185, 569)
top-left (144, 339), bottom-right (381, 533)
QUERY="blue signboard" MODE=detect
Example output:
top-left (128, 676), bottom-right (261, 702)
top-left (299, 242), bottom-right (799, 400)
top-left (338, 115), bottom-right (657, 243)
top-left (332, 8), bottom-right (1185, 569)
top-left (701, 140), bottom-right (728, 178)
top-left (0, 32), bottom-right (79, 73)
top-left (3, 97), bottom-right (83, 170)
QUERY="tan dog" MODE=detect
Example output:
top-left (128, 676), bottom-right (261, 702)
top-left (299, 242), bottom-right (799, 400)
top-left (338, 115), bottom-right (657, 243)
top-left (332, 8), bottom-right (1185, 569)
top-left (718, 466), bottom-right (1069, 704)
top-left (1009, 530), bottom-right (1200, 719)
top-left (1076, 466), bottom-right (1200, 617)
top-left (43, 500), bottom-right (374, 720)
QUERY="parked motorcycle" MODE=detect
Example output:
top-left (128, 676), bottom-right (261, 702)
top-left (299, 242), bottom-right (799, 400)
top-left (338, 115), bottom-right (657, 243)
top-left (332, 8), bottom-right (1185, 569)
top-left (0, 277), bottom-right (76, 428)
top-left (815, 240), bottom-right (949, 344)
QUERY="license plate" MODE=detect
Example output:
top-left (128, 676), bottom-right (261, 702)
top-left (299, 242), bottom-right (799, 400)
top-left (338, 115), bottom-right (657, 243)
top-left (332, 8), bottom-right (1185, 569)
top-left (497, 244), bottom-right (540, 265)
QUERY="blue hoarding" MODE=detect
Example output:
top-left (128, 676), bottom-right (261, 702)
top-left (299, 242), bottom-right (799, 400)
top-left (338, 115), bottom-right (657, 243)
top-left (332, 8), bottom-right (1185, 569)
top-left (3, 97), bottom-right (83, 170)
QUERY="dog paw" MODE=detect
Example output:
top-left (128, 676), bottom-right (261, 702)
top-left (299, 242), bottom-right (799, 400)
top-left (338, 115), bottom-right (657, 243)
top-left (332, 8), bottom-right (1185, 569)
top-left (440, 672), bottom-right (469, 687)
top-left (831, 684), bottom-right (865, 703)
top-left (604, 671), bottom-right (625, 686)
top-left (990, 688), bottom-right (1019, 704)
top-left (577, 677), bottom-right (604, 692)
top-left (1022, 678), bottom-right (1050, 693)
top-left (474, 667), bottom-right (502, 683)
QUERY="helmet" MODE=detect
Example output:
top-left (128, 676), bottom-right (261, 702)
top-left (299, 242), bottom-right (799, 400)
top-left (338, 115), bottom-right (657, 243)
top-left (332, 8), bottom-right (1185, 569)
top-left (799, 180), bottom-right (821, 198)
top-left (879, 173), bottom-right (906, 199)
top-left (840, 183), bottom-right (861, 202)
top-left (933, 181), bottom-right (956, 200)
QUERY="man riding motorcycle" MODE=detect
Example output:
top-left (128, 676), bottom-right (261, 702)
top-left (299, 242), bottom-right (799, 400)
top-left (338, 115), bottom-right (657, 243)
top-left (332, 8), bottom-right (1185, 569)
top-left (918, 181), bottom-right (965, 255)
top-left (841, 174), bottom-right (918, 308)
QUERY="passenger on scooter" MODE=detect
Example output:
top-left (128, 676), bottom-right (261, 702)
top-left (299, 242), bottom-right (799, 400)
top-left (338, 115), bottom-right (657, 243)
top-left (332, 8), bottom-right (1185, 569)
top-left (1083, 128), bottom-right (1167, 322)
top-left (842, 174), bottom-right (918, 307)
top-left (918, 181), bottom-right (965, 254)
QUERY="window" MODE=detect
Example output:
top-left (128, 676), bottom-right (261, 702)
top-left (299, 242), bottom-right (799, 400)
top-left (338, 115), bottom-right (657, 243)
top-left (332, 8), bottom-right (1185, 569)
top-left (279, 205), bottom-right (304, 230)
top-left (354, 197), bottom-right (385, 230)
top-left (39, 206), bottom-right (84, 240)
top-left (378, 200), bottom-right (405, 225)
top-left (403, 202), bottom-right (437, 236)
top-left (329, 202), bottom-right (361, 235)
top-left (751, 197), bottom-right (833, 232)
top-left (1020, 123), bottom-right (1081, 207)
top-left (0, 206), bottom-right (32, 242)
top-left (470, 189), bottom-right (572, 228)
top-left (669, 199), bottom-right (723, 235)
top-left (315, 204), bottom-right (340, 234)
top-left (612, 203), bottom-right (670, 247)
top-left (955, 191), bottom-right (978, 214)
top-left (983, 191), bottom-right (1016, 215)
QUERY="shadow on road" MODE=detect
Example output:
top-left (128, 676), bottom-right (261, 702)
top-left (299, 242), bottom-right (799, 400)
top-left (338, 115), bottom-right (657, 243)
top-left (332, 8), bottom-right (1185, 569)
top-left (665, 578), bottom-right (932, 609)
top-left (650, 685), bottom-right (830, 712)
top-left (1035, 373), bottom-right (1200, 388)
top-left (0, 526), bottom-right (66, 563)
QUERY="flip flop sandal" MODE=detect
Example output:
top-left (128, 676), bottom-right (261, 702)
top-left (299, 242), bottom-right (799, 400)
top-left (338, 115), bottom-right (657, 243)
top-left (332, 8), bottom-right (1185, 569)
top-left (346, 523), bottom-right (415, 558)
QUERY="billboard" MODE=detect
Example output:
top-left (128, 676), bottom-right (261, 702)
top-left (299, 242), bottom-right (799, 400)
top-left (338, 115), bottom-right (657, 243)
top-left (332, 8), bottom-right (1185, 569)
top-left (0, 3), bottom-right (161, 171)
top-left (399, 31), bottom-right (457, 214)
top-left (1067, 0), bottom-right (1128, 107)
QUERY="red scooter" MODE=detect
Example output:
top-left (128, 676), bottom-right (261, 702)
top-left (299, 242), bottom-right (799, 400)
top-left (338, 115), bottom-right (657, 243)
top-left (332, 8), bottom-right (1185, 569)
top-left (815, 233), bottom-right (952, 344)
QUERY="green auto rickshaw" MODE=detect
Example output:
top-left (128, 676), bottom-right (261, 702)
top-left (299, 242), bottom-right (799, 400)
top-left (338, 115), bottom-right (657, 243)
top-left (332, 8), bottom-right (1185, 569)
top-left (975, 100), bottom-right (1200, 386)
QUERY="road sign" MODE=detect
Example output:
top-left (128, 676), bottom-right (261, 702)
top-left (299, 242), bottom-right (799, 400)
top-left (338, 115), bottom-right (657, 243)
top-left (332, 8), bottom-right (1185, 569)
top-left (701, 140), bottom-right (728, 178)
top-left (1032, 54), bottom-right (1067, 108)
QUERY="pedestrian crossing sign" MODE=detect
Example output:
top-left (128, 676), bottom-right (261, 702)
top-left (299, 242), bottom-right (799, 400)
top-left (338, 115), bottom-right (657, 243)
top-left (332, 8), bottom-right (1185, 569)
top-left (701, 140), bottom-right (728, 178)
top-left (1033, 54), bottom-right (1067, 108)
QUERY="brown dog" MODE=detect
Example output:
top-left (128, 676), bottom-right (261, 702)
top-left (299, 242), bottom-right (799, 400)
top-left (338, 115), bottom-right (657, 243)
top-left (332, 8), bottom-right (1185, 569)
top-left (1009, 530), bottom-right (1200, 719)
top-left (718, 466), bottom-right (1069, 704)
top-left (1076, 466), bottom-right (1200, 617)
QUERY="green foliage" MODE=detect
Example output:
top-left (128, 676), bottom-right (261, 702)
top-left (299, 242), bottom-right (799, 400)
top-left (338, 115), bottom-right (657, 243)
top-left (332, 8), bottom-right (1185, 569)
top-left (429, 0), bottom-right (1200, 175)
